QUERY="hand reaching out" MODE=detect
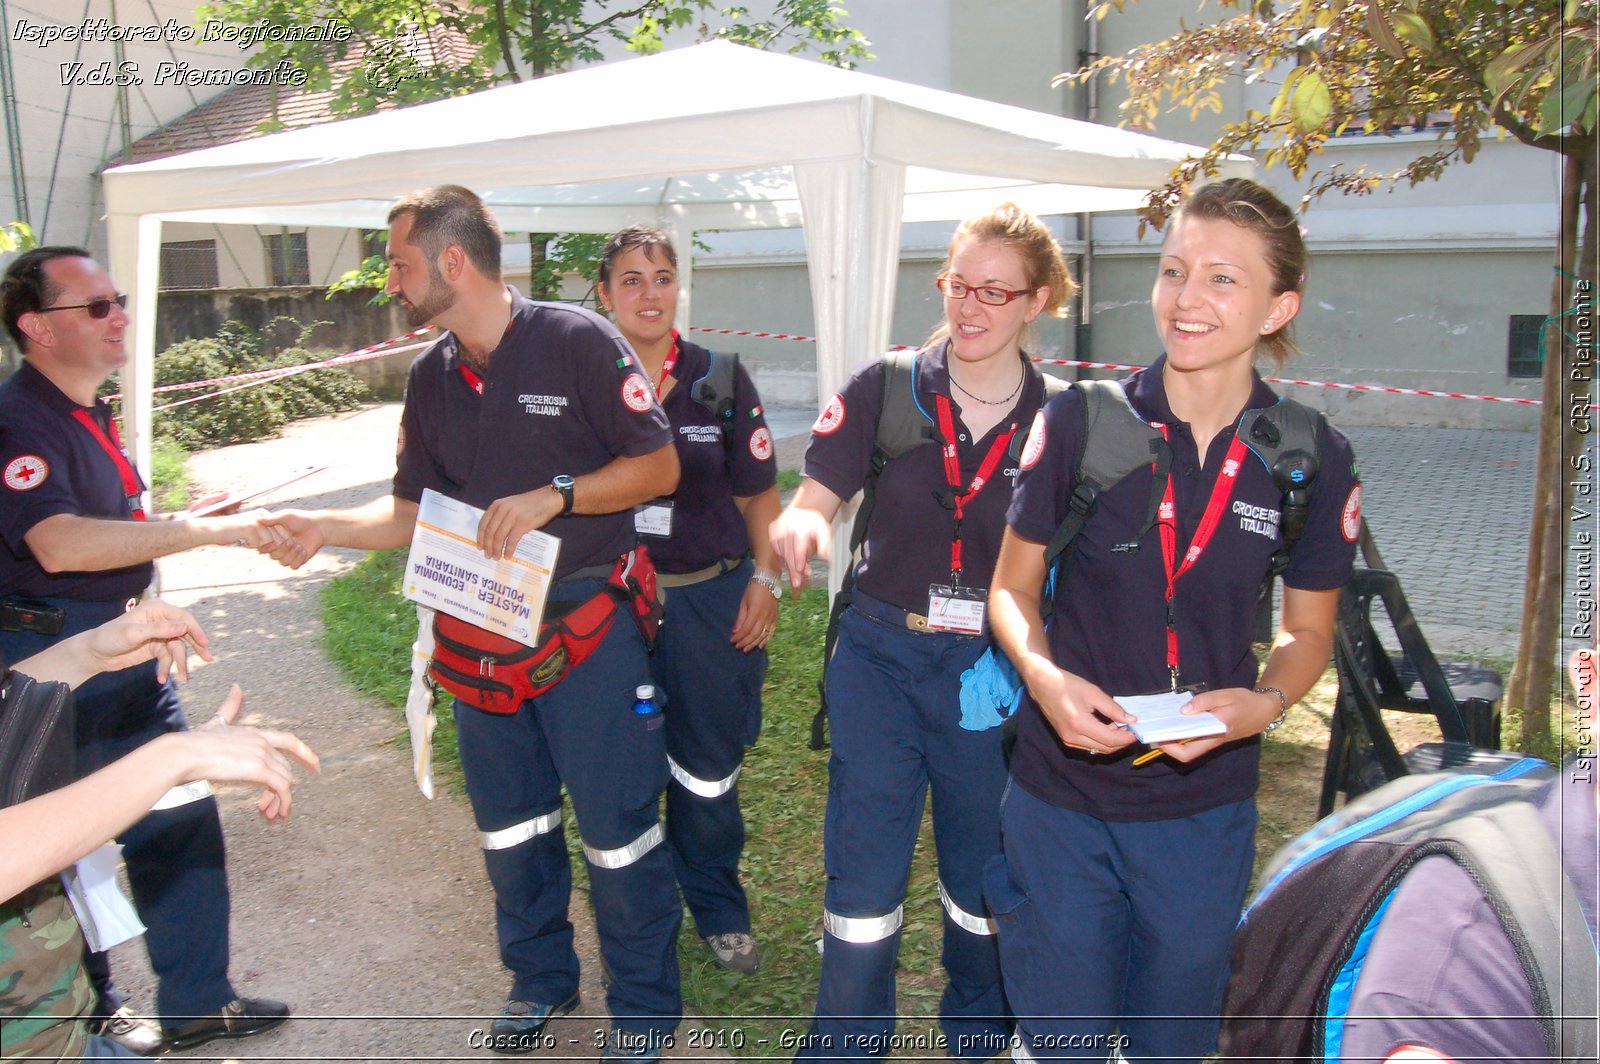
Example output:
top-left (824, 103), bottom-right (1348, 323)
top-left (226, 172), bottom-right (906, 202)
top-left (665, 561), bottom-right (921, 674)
top-left (191, 685), bottom-right (321, 822)
top-left (82, 599), bottom-right (213, 683)
top-left (769, 507), bottom-right (830, 596)
top-left (259, 510), bottom-right (325, 570)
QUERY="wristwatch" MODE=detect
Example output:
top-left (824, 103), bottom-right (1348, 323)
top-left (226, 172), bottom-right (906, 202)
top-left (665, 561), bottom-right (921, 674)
top-left (552, 474), bottom-right (575, 516)
top-left (751, 567), bottom-right (782, 600)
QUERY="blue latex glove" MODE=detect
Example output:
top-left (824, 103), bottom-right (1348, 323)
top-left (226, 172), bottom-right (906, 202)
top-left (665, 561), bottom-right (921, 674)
top-left (958, 646), bottom-right (1024, 731)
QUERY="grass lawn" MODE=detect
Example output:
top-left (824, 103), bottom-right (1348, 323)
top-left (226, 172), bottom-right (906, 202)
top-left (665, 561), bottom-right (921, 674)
top-left (149, 438), bottom-right (193, 512)
top-left (320, 549), bottom-right (1564, 1058)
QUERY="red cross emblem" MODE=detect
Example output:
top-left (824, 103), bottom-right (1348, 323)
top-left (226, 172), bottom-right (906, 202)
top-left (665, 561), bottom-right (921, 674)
top-left (621, 374), bottom-right (654, 413)
top-left (813, 394), bottom-right (846, 435)
top-left (4, 455), bottom-right (48, 491)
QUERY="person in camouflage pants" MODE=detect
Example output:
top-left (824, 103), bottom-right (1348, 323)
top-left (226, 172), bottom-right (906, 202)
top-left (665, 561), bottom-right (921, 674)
top-left (0, 600), bottom-right (317, 1061)
top-left (1, 881), bottom-right (99, 1060)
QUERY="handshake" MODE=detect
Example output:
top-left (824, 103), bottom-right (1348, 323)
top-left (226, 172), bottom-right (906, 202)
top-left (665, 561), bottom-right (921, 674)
top-left (182, 498), bottom-right (326, 571)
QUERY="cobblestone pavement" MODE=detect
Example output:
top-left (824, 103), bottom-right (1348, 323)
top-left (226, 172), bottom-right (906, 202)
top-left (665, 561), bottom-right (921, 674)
top-left (1343, 426), bottom-right (1538, 660)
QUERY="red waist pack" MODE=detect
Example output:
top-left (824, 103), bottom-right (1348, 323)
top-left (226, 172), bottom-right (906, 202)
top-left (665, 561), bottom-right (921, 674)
top-left (430, 547), bottom-right (662, 713)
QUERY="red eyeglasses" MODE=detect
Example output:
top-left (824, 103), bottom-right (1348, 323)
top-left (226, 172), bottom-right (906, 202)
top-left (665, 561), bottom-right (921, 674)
top-left (935, 275), bottom-right (1035, 307)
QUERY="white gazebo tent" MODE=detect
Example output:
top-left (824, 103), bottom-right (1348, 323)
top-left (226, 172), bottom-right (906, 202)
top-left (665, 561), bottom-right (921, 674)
top-left (101, 40), bottom-right (1246, 572)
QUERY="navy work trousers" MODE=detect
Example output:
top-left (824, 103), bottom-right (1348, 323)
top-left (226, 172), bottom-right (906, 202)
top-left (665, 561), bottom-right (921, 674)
top-left (797, 593), bottom-right (1009, 1063)
top-left (453, 587), bottom-right (682, 1039)
top-left (651, 561), bottom-right (766, 937)
top-left (985, 781), bottom-right (1256, 1062)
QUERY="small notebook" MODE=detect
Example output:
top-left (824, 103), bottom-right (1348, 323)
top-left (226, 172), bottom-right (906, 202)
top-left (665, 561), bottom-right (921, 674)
top-left (1117, 690), bottom-right (1226, 744)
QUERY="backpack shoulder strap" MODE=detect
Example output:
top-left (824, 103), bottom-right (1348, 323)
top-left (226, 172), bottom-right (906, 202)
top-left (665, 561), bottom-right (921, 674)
top-left (689, 349), bottom-right (741, 461)
top-left (1235, 398), bottom-right (1323, 572)
top-left (1039, 370), bottom-right (1070, 402)
top-left (873, 350), bottom-right (935, 465)
top-left (812, 351), bottom-right (936, 750)
top-left (849, 350), bottom-right (935, 552)
top-left (1041, 379), bottom-right (1167, 575)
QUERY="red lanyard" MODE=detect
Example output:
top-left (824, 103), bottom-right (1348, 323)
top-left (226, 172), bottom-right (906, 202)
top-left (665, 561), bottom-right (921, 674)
top-left (933, 393), bottom-right (1017, 588)
top-left (1153, 426), bottom-right (1249, 687)
top-left (454, 317), bottom-right (517, 394)
top-left (70, 408), bottom-right (146, 521)
top-left (654, 337), bottom-right (680, 399)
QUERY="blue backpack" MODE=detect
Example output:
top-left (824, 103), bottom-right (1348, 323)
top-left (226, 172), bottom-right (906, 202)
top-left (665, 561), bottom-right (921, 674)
top-left (1220, 756), bottom-right (1597, 1062)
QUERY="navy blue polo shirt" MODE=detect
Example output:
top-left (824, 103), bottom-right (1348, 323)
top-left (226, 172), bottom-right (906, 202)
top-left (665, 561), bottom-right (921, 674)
top-left (1006, 356), bottom-right (1360, 820)
top-left (0, 363), bottom-right (151, 601)
top-left (394, 291), bottom-right (673, 583)
top-left (805, 341), bottom-right (1052, 614)
top-left (650, 340), bottom-right (777, 573)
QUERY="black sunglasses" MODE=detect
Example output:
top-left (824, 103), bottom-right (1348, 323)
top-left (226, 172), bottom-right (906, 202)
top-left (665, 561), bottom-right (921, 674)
top-left (37, 294), bottom-right (128, 319)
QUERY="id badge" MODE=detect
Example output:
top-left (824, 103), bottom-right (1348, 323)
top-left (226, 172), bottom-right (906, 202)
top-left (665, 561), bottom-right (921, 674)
top-left (927, 584), bottom-right (986, 634)
top-left (633, 499), bottom-right (674, 537)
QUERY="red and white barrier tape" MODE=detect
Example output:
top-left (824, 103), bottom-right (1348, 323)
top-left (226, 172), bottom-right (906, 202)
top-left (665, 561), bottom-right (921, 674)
top-left (688, 326), bottom-right (1544, 407)
top-left (152, 341), bottom-right (435, 413)
top-left (104, 327), bottom-right (439, 408)
top-left (108, 321), bottom-right (1547, 414)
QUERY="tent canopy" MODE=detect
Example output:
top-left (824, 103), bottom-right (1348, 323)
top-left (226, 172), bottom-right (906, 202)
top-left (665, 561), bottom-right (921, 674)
top-left (102, 40), bottom-right (1246, 573)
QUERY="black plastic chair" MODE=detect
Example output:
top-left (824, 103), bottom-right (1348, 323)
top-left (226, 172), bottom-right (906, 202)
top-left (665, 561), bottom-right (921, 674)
top-left (1317, 566), bottom-right (1508, 817)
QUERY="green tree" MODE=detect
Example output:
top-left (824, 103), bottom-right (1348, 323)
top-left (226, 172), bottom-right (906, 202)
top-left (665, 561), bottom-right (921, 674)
top-left (1067, 0), bottom-right (1597, 742)
top-left (0, 221), bottom-right (36, 253)
top-left (199, 1), bottom-right (870, 298)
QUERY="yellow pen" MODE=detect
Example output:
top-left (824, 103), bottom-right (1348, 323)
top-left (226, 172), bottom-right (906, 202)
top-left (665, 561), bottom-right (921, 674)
top-left (1133, 736), bottom-right (1200, 767)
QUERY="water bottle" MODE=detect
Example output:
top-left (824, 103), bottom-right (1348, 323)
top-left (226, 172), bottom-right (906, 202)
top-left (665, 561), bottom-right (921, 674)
top-left (632, 684), bottom-right (658, 716)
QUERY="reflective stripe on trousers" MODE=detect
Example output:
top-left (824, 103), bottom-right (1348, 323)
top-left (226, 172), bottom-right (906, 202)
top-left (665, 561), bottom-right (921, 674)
top-left (822, 904), bottom-right (904, 944)
top-left (667, 754), bottom-right (741, 799)
top-left (939, 880), bottom-right (996, 936)
top-left (480, 809), bottom-right (562, 850)
top-left (583, 822), bottom-right (665, 869)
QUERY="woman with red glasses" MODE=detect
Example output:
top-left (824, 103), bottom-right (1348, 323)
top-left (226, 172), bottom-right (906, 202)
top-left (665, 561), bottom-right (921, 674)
top-left (770, 204), bottom-right (1073, 1061)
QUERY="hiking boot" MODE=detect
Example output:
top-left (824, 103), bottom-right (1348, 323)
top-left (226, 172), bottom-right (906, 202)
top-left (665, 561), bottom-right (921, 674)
top-left (163, 996), bottom-right (289, 1051)
top-left (485, 992), bottom-right (579, 1055)
top-left (704, 931), bottom-right (761, 974)
top-left (95, 1007), bottom-right (161, 1055)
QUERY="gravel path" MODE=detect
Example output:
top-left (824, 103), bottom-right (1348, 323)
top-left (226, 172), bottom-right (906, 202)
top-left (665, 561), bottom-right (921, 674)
top-left (104, 403), bottom-right (673, 1062)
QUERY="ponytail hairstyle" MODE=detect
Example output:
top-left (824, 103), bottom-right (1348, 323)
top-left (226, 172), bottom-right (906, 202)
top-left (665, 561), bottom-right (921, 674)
top-left (925, 202), bottom-right (1076, 348)
top-left (1172, 178), bottom-right (1307, 368)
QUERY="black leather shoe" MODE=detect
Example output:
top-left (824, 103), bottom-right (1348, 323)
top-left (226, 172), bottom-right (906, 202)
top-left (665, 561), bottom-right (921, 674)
top-left (164, 997), bottom-right (290, 1051)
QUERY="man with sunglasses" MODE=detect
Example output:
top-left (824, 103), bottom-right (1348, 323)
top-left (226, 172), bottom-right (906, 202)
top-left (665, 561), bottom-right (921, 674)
top-left (0, 246), bottom-right (293, 1055)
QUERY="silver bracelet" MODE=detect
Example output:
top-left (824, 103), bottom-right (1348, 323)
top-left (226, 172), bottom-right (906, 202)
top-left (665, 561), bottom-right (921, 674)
top-left (1255, 686), bottom-right (1289, 732)
top-left (751, 568), bottom-right (782, 600)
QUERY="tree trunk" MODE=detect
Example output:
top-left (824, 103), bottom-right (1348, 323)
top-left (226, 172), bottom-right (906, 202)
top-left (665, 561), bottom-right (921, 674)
top-left (1511, 148), bottom-right (1586, 740)
top-left (528, 233), bottom-right (555, 300)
